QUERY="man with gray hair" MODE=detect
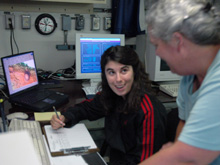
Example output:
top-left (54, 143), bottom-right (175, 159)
top-left (140, 0), bottom-right (220, 164)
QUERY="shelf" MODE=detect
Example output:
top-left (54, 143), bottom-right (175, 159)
top-left (31, 0), bottom-right (106, 4)
top-left (0, 1), bottom-right (94, 14)
top-left (0, 0), bottom-right (106, 13)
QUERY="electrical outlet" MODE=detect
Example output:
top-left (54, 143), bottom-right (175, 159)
top-left (5, 14), bottom-right (15, 29)
top-left (62, 15), bottom-right (71, 31)
top-left (91, 16), bottom-right (100, 31)
top-left (21, 14), bottom-right (31, 29)
top-left (75, 15), bottom-right (85, 30)
top-left (104, 17), bottom-right (111, 30)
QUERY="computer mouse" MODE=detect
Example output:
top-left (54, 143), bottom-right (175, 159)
top-left (7, 112), bottom-right (28, 120)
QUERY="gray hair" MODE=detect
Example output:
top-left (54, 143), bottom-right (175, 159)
top-left (146, 0), bottom-right (220, 45)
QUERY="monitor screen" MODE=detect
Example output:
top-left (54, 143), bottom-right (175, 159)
top-left (1, 51), bottom-right (38, 95)
top-left (145, 35), bottom-right (181, 82)
top-left (160, 59), bottom-right (170, 71)
top-left (75, 33), bottom-right (125, 84)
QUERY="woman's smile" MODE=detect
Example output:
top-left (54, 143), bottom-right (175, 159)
top-left (105, 61), bottom-right (134, 99)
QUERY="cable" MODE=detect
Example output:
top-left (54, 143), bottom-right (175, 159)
top-left (0, 99), bottom-right (7, 132)
top-left (47, 66), bottom-right (76, 79)
top-left (12, 29), bottom-right (19, 53)
top-left (0, 89), bottom-right (9, 99)
top-left (37, 66), bottom-right (76, 81)
top-left (9, 18), bottom-right (19, 55)
top-left (10, 27), bottom-right (13, 55)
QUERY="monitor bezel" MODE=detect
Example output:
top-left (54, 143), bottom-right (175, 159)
top-left (1, 51), bottom-right (39, 96)
top-left (145, 35), bottom-right (181, 82)
top-left (75, 33), bottom-right (125, 80)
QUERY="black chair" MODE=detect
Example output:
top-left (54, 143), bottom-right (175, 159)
top-left (166, 108), bottom-right (180, 142)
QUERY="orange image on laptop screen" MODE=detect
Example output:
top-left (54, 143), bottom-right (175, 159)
top-left (9, 62), bottom-right (37, 90)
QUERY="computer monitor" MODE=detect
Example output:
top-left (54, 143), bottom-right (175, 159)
top-left (145, 35), bottom-right (181, 82)
top-left (75, 33), bottom-right (125, 86)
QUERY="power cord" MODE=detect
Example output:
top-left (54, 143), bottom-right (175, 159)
top-left (0, 72), bottom-right (7, 99)
top-left (37, 65), bottom-right (76, 80)
top-left (0, 89), bottom-right (8, 100)
top-left (0, 99), bottom-right (7, 132)
top-left (9, 18), bottom-right (19, 55)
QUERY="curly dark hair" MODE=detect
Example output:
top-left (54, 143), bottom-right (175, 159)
top-left (98, 46), bottom-right (152, 114)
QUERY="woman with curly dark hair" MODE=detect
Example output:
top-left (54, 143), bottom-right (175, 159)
top-left (51, 46), bottom-right (167, 164)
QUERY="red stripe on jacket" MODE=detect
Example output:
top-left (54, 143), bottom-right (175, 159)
top-left (81, 92), bottom-right (101, 103)
top-left (140, 94), bottom-right (154, 161)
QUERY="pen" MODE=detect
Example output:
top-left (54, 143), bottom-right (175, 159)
top-left (53, 106), bottom-right (60, 120)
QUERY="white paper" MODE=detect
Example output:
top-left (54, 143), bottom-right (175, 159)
top-left (44, 123), bottom-right (97, 152)
top-left (43, 135), bottom-right (88, 165)
top-left (0, 131), bottom-right (42, 165)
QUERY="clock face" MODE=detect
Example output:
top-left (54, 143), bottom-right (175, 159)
top-left (35, 14), bottom-right (57, 35)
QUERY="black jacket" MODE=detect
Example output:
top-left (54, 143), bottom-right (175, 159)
top-left (62, 93), bottom-right (167, 164)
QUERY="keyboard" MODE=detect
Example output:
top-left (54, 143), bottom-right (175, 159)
top-left (82, 86), bottom-right (98, 95)
top-left (13, 90), bottom-right (51, 104)
top-left (9, 119), bottom-right (50, 165)
top-left (159, 82), bottom-right (179, 97)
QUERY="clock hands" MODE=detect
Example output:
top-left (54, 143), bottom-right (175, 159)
top-left (35, 14), bottom-right (57, 35)
top-left (43, 18), bottom-right (55, 32)
top-left (44, 18), bottom-right (48, 32)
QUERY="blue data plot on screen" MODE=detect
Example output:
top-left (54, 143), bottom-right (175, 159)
top-left (75, 33), bottom-right (125, 83)
top-left (80, 38), bottom-right (120, 74)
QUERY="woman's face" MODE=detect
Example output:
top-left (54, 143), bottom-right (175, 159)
top-left (105, 60), bottom-right (134, 99)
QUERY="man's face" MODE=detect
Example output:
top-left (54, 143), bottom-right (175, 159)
top-left (149, 34), bottom-right (182, 75)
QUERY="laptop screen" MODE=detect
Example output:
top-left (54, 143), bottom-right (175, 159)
top-left (1, 51), bottom-right (39, 95)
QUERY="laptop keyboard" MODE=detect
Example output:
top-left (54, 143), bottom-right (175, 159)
top-left (13, 90), bottom-right (51, 104)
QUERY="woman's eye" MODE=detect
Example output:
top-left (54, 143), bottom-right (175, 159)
top-left (108, 71), bottom-right (114, 75)
top-left (121, 69), bottom-right (127, 74)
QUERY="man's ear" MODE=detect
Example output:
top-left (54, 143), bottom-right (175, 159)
top-left (172, 32), bottom-right (184, 52)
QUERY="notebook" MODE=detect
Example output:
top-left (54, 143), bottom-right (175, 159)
top-left (1, 51), bottom-right (69, 112)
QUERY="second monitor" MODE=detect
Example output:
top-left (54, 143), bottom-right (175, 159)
top-left (75, 33), bottom-right (125, 87)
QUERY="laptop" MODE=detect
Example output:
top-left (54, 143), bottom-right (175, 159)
top-left (1, 51), bottom-right (69, 112)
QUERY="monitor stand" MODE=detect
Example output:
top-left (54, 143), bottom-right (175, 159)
top-left (82, 78), bottom-right (101, 88)
top-left (82, 79), bottom-right (101, 99)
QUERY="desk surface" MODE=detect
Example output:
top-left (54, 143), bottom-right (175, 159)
top-left (1, 79), bottom-right (176, 156)
top-left (3, 80), bottom-right (86, 118)
top-left (3, 80), bottom-right (176, 118)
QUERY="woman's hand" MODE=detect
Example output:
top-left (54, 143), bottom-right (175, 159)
top-left (50, 114), bottom-right (66, 129)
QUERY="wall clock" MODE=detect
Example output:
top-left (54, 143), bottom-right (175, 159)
top-left (35, 13), bottom-right (57, 35)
